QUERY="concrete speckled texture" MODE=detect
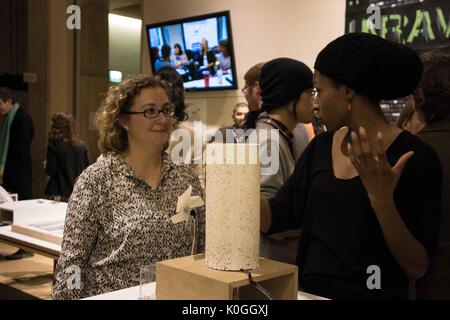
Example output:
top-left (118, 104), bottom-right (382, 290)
top-left (205, 144), bottom-right (260, 271)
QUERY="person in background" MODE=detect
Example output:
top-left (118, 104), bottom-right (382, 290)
top-left (241, 62), bottom-right (264, 131)
top-left (150, 47), bottom-right (160, 74)
top-left (172, 43), bottom-right (188, 69)
top-left (0, 185), bottom-right (13, 259)
top-left (232, 102), bottom-right (249, 128)
top-left (0, 87), bottom-right (34, 260)
top-left (242, 62), bottom-right (314, 145)
top-left (255, 57), bottom-right (314, 264)
top-left (214, 102), bottom-right (250, 143)
top-left (261, 33), bottom-right (442, 299)
top-left (53, 75), bottom-right (205, 299)
top-left (414, 52), bottom-right (450, 299)
top-left (154, 44), bottom-right (173, 73)
top-left (397, 96), bottom-right (426, 134)
top-left (44, 113), bottom-right (90, 201)
top-left (0, 87), bottom-right (34, 200)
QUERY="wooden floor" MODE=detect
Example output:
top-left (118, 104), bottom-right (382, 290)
top-left (0, 242), bottom-right (53, 300)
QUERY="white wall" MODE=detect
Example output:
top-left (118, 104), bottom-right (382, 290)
top-left (109, 14), bottom-right (142, 79)
top-left (141, 0), bottom-right (346, 127)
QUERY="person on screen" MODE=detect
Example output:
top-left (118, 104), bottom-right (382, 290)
top-left (195, 38), bottom-right (216, 77)
top-left (154, 44), bottom-right (173, 72)
top-left (217, 40), bottom-right (232, 73)
top-left (172, 44), bottom-right (188, 69)
top-left (150, 47), bottom-right (160, 74)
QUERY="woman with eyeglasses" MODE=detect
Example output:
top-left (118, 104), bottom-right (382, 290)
top-left (53, 75), bottom-right (205, 299)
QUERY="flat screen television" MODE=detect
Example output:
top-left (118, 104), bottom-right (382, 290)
top-left (146, 11), bottom-right (238, 92)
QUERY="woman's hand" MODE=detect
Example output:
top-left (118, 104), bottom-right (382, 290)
top-left (347, 127), bottom-right (414, 206)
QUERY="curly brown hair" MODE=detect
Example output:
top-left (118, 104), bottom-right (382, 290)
top-left (97, 75), bottom-right (185, 154)
top-left (414, 52), bottom-right (450, 123)
top-left (48, 112), bottom-right (78, 143)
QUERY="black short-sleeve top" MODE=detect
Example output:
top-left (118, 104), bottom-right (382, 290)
top-left (268, 131), bottom-right (442, 299)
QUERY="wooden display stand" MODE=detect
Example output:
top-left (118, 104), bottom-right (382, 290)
top-left (156, 254), bottom-right (298, 300)
top-left (11, 221), bottom-right (64, 245)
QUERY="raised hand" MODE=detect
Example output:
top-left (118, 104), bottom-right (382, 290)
top-left (347, 127), bottom-right (414, 205)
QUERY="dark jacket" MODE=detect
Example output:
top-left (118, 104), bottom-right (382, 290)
top-left (416, 120), bottom-right (450, 299)
top-left (197, 50), bottom-right (217, 76)
top-left (45, 140), bottom-right (90, 200)
top-left (2, 106), bottom-right (34, 200)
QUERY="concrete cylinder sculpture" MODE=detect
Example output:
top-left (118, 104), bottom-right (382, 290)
top-left (205, 143), bottom-right (260, 270)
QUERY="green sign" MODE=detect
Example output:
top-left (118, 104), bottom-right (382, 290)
top-left (346, 0), bottom-right (450, 51)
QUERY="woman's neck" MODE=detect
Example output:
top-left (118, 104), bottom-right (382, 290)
top-left (341, 104), bottom-right (401, 155)
top-left (267, 105), bottom-right (297, 132)
top-left (122, 143), bottom-right (163, 179)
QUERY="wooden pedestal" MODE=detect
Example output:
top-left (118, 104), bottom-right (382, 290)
top-left (155, 254), bottom-right (298, 300)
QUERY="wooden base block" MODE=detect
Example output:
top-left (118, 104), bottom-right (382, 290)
top-left (156, 254), bottom-right (298, 300)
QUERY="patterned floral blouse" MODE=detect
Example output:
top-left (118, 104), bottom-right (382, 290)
top-left (52, 152), bottom-right (205, 300)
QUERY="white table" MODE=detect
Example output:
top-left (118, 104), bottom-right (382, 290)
top-left (0, 199), bottom-right (65, 263)
top-left (0, 226), bottom-right (60, 261)
top-left (84, 283), bottom-right (328, 300)
top-left (0, 226), bottom-right (328, 301)
top-left (0, 199), bottom-right (67, 225)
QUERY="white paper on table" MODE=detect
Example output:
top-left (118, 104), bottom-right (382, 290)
top-left (0, 186), bottom-right (14, 203)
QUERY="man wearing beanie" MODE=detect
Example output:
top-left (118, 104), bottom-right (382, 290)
top-left (255, 57), bottom-right (314, 265)
top-left (260, 33), bottom-right (442, 299)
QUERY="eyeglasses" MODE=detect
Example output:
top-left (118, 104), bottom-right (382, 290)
top-left (311, 88), bottom-right (319, 101)
top-left (126, 105), bottom-right (176, 119)
top-left (241, 83), bottom-right (253, 94)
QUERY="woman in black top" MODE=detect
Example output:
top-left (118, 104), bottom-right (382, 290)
top-left (45, 113), bottom-right (89, 201)
top-left (261, 33), bottom-right (442, 299)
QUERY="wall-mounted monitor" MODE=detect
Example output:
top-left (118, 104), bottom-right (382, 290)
top-left (146, 11), bottom-right (238, 92)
